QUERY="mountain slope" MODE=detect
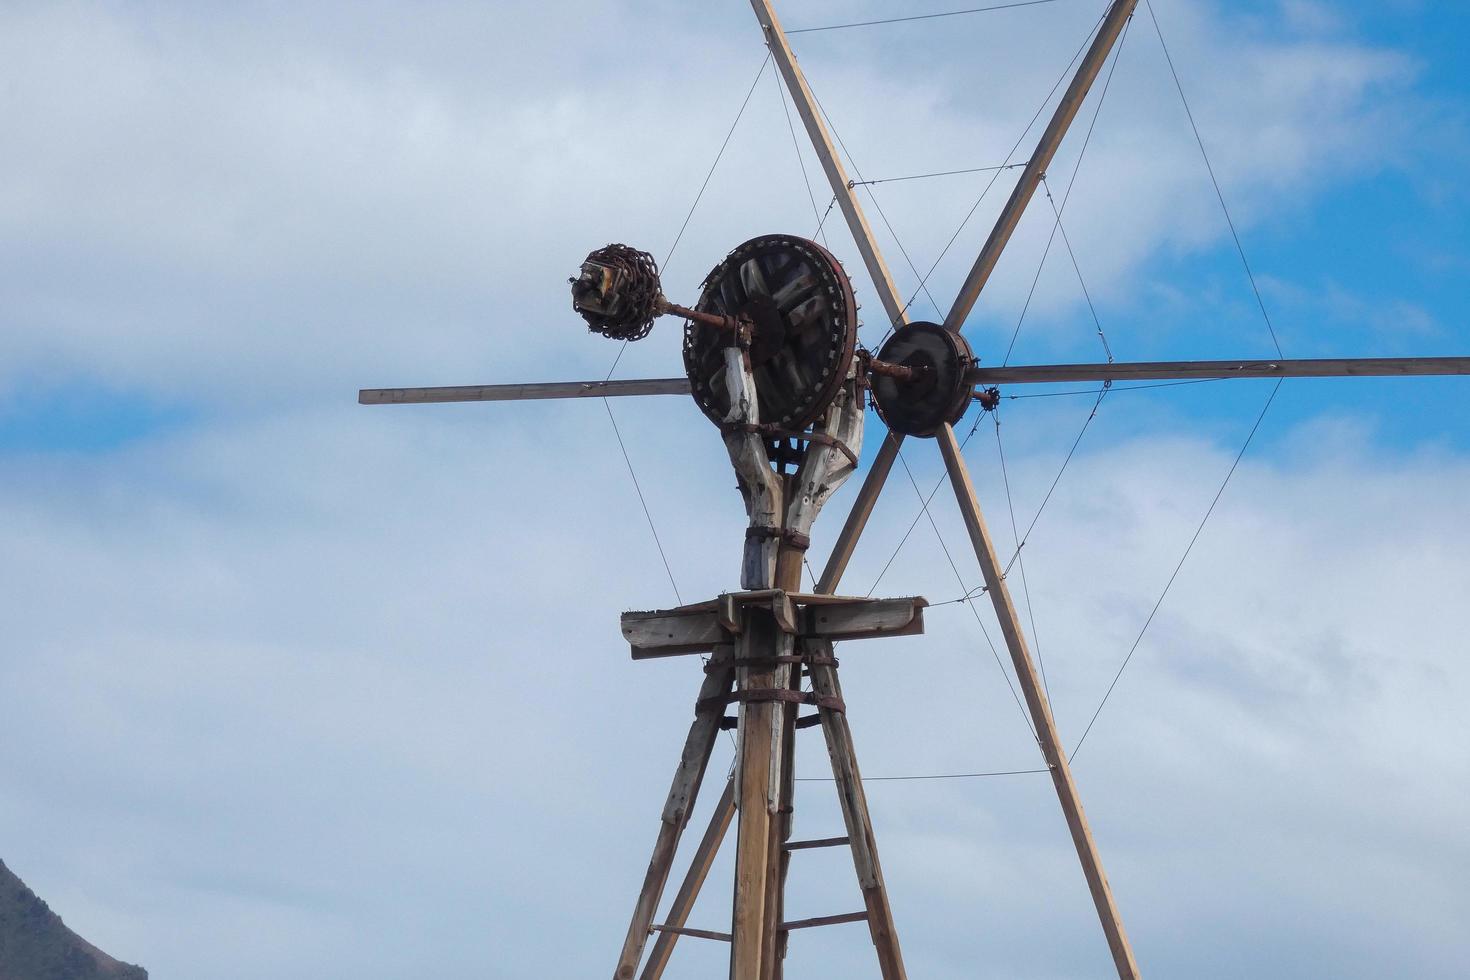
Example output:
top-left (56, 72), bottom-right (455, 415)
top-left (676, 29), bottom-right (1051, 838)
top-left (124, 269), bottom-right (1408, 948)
top-left (0, 859), bottom-right (146, 980)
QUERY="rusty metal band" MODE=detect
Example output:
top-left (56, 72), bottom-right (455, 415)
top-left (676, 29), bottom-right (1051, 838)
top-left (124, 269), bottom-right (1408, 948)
top-left (719, 422), bottom-right (860, 468)
top-left (706, 654), bottom-right (838, 673)
top-left (697, 690), bottom-right (845, 713)
top-left (802, 430), bottom-right (861, 467)
top-left (733, 655), bottom-right (807, 668)
top-left (705, 654), bottom-right (805, 673)
top-left (743, 525), bottom-right (812, 550)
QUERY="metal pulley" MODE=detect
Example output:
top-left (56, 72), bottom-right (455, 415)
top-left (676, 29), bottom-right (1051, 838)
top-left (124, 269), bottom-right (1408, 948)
top-left (868, 322), bottom-right (976, 437)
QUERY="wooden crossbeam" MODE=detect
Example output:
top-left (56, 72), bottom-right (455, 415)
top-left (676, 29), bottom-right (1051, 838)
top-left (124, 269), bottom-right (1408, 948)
top-left (969, 355), bottom-right (1470, 385)
top-left (358, 354), bottom-right (1470, 411)
top-left (780, 910), bottom-right (869, 932)
top-left (649, 923), bottom-right (733, 943)
top-left (783, 836), bottom-right (850, 851)
top-left (357, 378), bottom-right (689, 405)
top-left (622, 594), bottom-right (927, 659)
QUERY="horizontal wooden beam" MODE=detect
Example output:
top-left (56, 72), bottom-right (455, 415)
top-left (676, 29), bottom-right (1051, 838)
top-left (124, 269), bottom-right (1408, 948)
top-left (649, 923), bottom-right (732, 943)
top-left (779, 910), bottom-right (869, 932)
top-left (358, 377), bottom-right (691, 405)
top-left (623, 594), bottom-right (927, 658)
top-left (783, 836), bottom-right (850, 851)
top-left (803, 597), bottom-right (926, 642)
top-left (623, 610), bottom-right (728, 659)
top-left (968, 356), bottom-right (1470, 386)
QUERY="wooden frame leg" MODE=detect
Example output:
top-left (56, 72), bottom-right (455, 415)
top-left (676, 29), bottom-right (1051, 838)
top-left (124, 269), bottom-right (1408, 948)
top-left (767, 645), bottom-right (800, 980)
top-left (731, 609), bottom-right (793, 980)
top-left (807, 639), bottom-right (908, 980)
top-left (639, 778), bottom-right (737, 980)
top-left (615, 647), bottom-right (737, 980)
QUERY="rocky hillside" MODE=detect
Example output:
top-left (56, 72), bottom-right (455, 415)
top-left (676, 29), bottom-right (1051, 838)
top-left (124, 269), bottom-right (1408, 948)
top-left (0, 859), bottom-right (146, 980)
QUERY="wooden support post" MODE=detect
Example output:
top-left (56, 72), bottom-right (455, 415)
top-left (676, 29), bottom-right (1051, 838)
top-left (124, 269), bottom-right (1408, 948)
top-left (614, 648), bottom-right (737, 980)
top-left (640, 779), bottom-right (737, 980)
top-left (766, 642), bottom-right (798, 980)
top-left (806, 638), bottom-right (907, 980)
top-left (730, 608), bottom-right (791, 980)
top-left (936, 424), bottom-right (1140, 980)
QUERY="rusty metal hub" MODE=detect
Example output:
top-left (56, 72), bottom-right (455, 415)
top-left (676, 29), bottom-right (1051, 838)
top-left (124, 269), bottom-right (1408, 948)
top-left (869, 321), bottom-right (975, 437)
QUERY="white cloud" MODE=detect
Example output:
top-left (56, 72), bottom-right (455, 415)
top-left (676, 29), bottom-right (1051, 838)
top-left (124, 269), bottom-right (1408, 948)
top-left (0, 0), bottom-right (1431, 396)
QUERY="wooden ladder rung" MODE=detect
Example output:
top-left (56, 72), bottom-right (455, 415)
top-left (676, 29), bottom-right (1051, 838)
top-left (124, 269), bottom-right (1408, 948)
top-left (779, 910), bottom-right (869, 932)
top-left (649, 923), bottom-right (732, 943)
top-left (783, 835), bottom-right (850, 851)
top-left (795, 713), bottom-right (822, 729)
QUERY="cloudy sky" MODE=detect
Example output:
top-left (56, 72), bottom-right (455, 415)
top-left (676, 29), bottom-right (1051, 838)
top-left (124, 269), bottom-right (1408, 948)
top-left (2, 1), bottom-right (1467, 977)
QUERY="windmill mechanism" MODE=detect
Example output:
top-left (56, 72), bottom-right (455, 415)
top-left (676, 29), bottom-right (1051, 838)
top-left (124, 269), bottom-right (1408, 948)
top-left (360, 1), bottom-right (1470, 977)
top-left (569, 236), bottom-right (974, 440)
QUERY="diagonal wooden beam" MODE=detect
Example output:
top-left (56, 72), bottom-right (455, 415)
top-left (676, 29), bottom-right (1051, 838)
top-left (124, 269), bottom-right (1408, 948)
top-left (815, 431), bottom-right (900, 594)
top-left (751, 0), bottom-right (915, 595)
top-left (936, 422), bottom-right (1139, 979)
top-left (750, 0), bottom-right (911, 329)
top-left (639, 779), bottom-right (738, 979)
top-left (943, 0), bottom-right (1139, 333)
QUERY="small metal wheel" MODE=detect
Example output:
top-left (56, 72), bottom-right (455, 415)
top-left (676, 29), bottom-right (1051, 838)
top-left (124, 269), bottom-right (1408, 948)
top-left (870, 321), bottom-right (975, 437)
top-left (683, 235), bottom-right (858, 431)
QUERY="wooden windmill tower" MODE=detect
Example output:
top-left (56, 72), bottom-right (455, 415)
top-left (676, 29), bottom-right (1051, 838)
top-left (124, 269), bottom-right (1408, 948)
top-left (361, 1), bottom-right (1470, 977)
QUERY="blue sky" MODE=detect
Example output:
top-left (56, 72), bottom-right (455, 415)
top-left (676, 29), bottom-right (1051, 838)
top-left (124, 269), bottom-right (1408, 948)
top-left (1, 2), bottom-right (1467, 978)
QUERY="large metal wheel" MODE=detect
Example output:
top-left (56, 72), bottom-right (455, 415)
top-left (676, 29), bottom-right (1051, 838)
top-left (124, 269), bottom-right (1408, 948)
top-left (870, 321), bottom-right (975, 437)
top-left (683, 235), bottom-right (858, 431)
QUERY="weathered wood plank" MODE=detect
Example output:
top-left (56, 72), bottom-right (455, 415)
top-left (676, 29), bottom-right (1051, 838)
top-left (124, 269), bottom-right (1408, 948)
top-left (779, 911), bottom-right (869, 932)
top-left (967, 355), bottom-right (1470, 386)
top-left (648, 924), bottom-right (733, 943)
top-left (783, 836), bottom-right (850, 852)
top-left (804, 598), bottom-right (926, 642)
top-left (358, 377), bottom-right (690, 405)
top-left (623, 611), bottom-right (729, 658)
top-left (731, 609), bottom-right (786, 980)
